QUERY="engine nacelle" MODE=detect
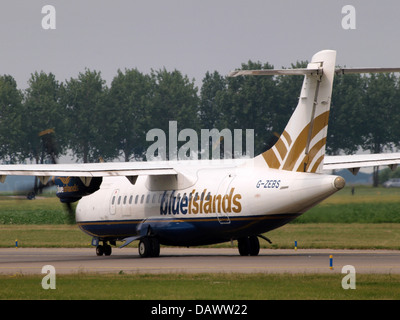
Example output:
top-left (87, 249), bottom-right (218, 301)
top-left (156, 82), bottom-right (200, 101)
top-left (55, 176), bottom-right (102, 203)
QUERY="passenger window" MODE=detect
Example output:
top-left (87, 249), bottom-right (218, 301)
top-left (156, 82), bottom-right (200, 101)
top-left (123, 196), bottom-right (127, 205)
top-left (118, 196), bottom-right (121, 205)
top-left (152, 194), bottom-right (156, 203)
top-left (135, 195), bottom-right (139, 204)
top-left (129, 195), bottom-right (133, 204)
top-left (146, 194), bottom-right (150, 203)
top-left (112, 196), bottom-right (115, 205)
top-left (141, 195), bottom-right (144, 204)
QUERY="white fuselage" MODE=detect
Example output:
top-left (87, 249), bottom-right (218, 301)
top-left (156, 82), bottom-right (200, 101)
top-left (75, 159), bottom-right (343, 246)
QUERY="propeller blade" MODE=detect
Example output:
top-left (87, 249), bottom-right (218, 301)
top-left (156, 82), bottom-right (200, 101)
top-left (64, 202), bottom-right (76, 224)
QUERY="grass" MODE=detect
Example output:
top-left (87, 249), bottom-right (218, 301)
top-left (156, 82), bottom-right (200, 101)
top-left (0, 196), bottom-right (69, 224)
top-left (295, 185), bottom-right (400, 223)
top-left (1, 273), bottom-right (400, 300)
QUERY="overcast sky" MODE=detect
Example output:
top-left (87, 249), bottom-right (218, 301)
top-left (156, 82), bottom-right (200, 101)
top-left (1, 1), bottom-right (399, 90)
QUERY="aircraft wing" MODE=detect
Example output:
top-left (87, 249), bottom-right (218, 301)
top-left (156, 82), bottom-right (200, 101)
top-left (0, 162), bottom-right (176, 177)
top-left (323, 153), bottom-right (400, 174)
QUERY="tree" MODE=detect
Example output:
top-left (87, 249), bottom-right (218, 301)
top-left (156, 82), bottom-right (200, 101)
top-left (109, 68), bottom-right (153, 161)
top-left (147, 68), bottom-right (199, 160)
top-left (327, 72), bottom-right (365, 155)
top-left (199, 71), bottom-right (226, 129)
top-left (217, 61), bottom-right (277, 156)
top-left (0, 75), bottom-right (24, 163)
top-left (23, 71), bottom-right (66, 164)
top-left (63, 69), bottom-right (111, 163)
top-left (360, 73), bottom-right (400, 186)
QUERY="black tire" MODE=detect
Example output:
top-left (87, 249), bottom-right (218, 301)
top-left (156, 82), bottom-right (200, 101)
top-left (238, 236), bottom-right (260, 256)
top-left (96, 245), bottom-right (104, 256)
top-left (150, 238), bottom-right (160, 257)
top-left (104, 244), bottom-right (112, 256)
top-left (238, 237), bottom-right (250, 256)
top-left (248, 235), bottom-right (260, 256)
top-left (138, 238), bottom-right (151, 258)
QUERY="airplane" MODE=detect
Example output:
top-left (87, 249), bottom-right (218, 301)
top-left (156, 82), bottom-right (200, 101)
top-left (1, 49), bottom-right (400, 258)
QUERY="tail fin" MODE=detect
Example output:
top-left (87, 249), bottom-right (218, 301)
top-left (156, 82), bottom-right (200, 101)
top-left (257, 50), bottom-right (337, 173)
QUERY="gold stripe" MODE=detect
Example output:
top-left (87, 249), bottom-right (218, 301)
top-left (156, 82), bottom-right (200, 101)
top-left (311, 155), bottom-right (325, 173)
top-left (296, 137), bottom-right (327, 172)
top-left (282, 111), bottom-right (330, 171)
top-left (275, 138), bottom-right (288, 160)
top-left (262, 149), bottom-right (281, 169)
top-left (282, 124), bottom-right (310, 171)
top-left (282, 130), bottom-right (292, 146)
top-left (310, 111), bottom-right (330, 142)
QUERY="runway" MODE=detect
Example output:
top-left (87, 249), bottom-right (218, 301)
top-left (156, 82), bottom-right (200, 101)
top-left (1, 247), bottom-right (400, 275)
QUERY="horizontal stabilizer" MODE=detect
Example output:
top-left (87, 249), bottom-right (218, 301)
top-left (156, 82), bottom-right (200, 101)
top-left (324, 153), bottom-right (400, 172)
top-left (229, 67), bottom-right (400, 78)
top-left (228, 68), bottom-right (322, 77)
top-left (335, 68), bottom-right (400, 75)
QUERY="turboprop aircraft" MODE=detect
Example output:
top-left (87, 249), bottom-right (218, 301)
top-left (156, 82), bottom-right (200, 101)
top-left (1, 49), bottom-right (400, 258)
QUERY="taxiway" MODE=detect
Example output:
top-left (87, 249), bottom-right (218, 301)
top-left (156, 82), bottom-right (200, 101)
top-left (0, 247), bottom-right (399, 275)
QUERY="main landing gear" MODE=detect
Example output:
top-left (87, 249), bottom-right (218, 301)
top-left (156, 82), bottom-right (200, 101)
top-left (138, 237), bottom-right (160, 258)
top-left (237, 235), bottom-right (260, 256)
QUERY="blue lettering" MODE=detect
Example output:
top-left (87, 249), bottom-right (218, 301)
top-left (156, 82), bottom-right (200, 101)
top-left (172, 193), bottom-right (180, 215)
top-left (180, 194), bottom-right (188, 214)
top-left (168, 190), bottom-right (175, 214)
top-left (255, 179), bottom-right (281, 189)
top-left (160, 191), bottom-right (168, 215)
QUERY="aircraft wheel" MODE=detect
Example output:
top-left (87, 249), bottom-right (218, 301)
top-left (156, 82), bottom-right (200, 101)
top-left (150, 238), bottom-right (160, 257)
top-left (238, 236), bottom-right (260, 256)
top-left (139, 238), bottom-right (160, 258)
top-left (248, 235), bottom-right (260, 256)
top-left (96, 245), bottom-right (104, 256)
top-left (238, 238), bottom-right (249, 256)
top-left (139, 238), bottom-right (151, 258)
top-left (104, 244), bottom-right (112, 256)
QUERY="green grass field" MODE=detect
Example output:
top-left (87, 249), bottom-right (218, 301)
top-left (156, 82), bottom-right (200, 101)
top-left (1, 273), bottom-right (400, 300)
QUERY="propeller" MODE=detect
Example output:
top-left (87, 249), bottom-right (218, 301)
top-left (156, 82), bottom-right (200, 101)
top-left (27, 129), bottom-right (58, 199)
top-left (27, 129), bottom-right (77, 224)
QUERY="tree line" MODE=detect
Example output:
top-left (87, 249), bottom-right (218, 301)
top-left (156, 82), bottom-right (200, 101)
top-left (1, 61), bottom-right (400, 175)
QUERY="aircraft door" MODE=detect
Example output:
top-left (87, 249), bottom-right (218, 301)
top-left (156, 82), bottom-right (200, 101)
top-left (216, 173), bottom-right (236, 224)
top-left (109, 189), bottom-right (120, 215)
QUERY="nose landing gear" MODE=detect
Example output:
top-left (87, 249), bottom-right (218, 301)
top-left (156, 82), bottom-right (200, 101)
top-left (95, 240), bottom-right (114, 256)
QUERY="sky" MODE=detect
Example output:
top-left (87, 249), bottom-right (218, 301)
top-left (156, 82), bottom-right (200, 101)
top-left (1, 1), bottom-right (400, 90)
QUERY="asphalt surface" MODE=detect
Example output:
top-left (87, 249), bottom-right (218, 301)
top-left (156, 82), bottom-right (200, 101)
top-left (1, 247), bottom-right (400, 275)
